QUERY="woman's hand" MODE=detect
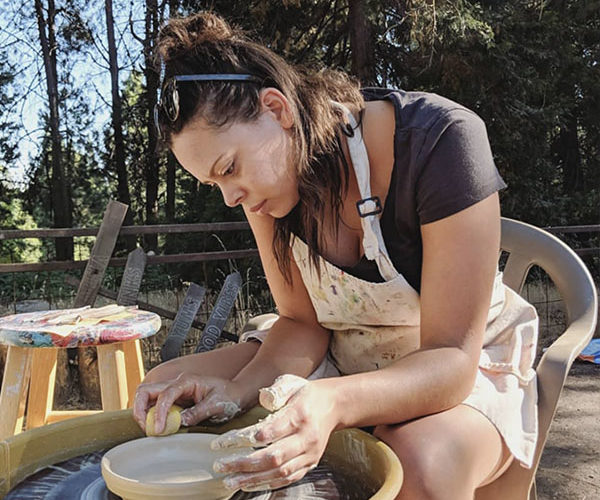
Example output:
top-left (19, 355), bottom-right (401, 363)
top-left (132, 373), bottom-right (245, 434)
top-left (210, 375), bottom-right (339, 492)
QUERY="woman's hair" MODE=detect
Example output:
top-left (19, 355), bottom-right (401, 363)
top-left (156, 12), bottom-right (364, 281)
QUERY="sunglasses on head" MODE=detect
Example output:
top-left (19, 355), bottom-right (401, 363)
top-left (153, 73), bottom-right (262, 140)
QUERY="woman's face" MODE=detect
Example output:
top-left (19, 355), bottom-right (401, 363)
top-left (171, 93), bottom-right (300, 219)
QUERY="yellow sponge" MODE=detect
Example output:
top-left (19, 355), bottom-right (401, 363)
top-left (145, 405), bottom-right (182, 436)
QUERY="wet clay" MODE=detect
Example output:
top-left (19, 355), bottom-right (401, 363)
top-left (259, 374), bottom-right (308, 411)
top-left (101, 433), bottom-right (248, 500)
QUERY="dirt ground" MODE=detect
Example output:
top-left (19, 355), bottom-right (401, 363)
top-left (536, 360), bottom-right (600, 500)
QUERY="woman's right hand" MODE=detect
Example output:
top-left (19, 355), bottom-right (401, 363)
top-left (132, 373), bottom-right (245, 434)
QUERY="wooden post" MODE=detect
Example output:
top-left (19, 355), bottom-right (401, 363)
top-left (96, 343), bottom-right (128, 411)
top-left (75, 201), bottom-right (127, 405)
top-left (122, 340), bottom-right (145, 406)
top-left (116, 247), bottom-right (148, 405)
top-left (74, 200), bottom-right (128, 308)
top-left (0, 347), bottom-right (32, 439)
top-left (25, 349), bottom-right (58, 429)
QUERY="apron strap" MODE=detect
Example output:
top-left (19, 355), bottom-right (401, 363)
top-left (333, 101), bottom-right (399, 281)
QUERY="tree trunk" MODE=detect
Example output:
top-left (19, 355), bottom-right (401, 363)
top-left (168, 0), bottom-right (179, 17)
top-left (105, 0), bottom-right (136, 250)
top-left (143, 0), bottom-right (160, 251)
top-left (348, 0), bottom-right (376, 85)
top-left (163, 0), bottom-right (180, 255)
top-left (558, 114), bottom-right (582, 195)
top-left (165, 152), bottom-right (177, 252)
top-left (35, 0), bottom-right (73, 260)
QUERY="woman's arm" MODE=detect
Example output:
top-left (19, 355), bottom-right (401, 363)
top-left (325, 192), bottom-right (501, 428)
top-left (133, 208), bottom-right (329, 430)
top-left (231, 207), bottom-right (331, 410)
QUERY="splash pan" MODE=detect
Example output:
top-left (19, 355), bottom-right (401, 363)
top-left (1, 408), bottom-right (403, 499)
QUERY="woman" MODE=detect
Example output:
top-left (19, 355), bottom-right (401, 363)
top-left (133, 11), bottom-right (538, 498)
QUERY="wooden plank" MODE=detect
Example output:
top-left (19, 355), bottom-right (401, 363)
top-left (74, 200), bottom-right (128, 308)
top-left (96, 343), bottom-right (129, 411)
top-left (0, 249), bottom-right (259, 273)
top-left (64, 275), bottom-right (238, 342)
top-left (160, 283), bottom-right (206, 362)
top-left (0, 221), bottom-right (251, 240)
top-left (75, 201), bottom-right (127, 408)
top-left (115, 248), bottom-right (148, 406)
top-left (45, 410), bottom-right (103, 423)
top-left (0, 347), bottom-right (32, 439)
top-left (145, 250), bottom-right (259, 264)
top-left (0, 439), bottom-right (9, 497)
top-left (122, 340), bottom-right (145, 407)
top-left (196, 272), bottom-right (242, 353)
top-left (118, 222), bottom-right (250, 235)
top-left (116, 247), bottom-right (146, 306)
top-left (26, 349), bottom-right (58, 429)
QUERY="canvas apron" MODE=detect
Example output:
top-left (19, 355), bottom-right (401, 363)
top-left (245, 106), bottom-right (539, 468)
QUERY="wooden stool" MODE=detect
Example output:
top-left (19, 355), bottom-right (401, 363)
top-left (0, 306), bottom-right (161, 440)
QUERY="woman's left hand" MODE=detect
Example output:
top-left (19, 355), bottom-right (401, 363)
top-left (210, 375), bottom-right (338, 492)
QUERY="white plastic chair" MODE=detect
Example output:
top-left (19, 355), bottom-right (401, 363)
top-left (476, 218), bottom-right (598, 499)
top-left (243, 218), bottom-right (598, 499)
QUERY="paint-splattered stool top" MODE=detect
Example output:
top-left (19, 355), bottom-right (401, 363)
top-left (0, 305), bottom-right (161, 348)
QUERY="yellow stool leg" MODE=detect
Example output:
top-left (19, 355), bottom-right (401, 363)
top-left (97, 343), bottom-right (128, 411)
top-left (122, 339), bottom-right (145, 407)
top-left (26, 348), bottom-right (58, 429)
top-left (0, 346), bottom-right (33, 439)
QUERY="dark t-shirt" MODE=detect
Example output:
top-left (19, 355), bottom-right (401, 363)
top-left (340, 88), bottom-right (507, 291)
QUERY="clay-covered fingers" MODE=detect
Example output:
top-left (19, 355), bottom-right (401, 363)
top-left (214, 436), bottom-right (305, 474)
top-left (132, 380), bottom-right (171, 431)
top-left (179, 390), bottom-right (241, 426)
top-left (211, 408), bottom-right (300, 450)
top-left (149, 384), bottom-right (189, 434)
top-left (216, 444), bottom-right (318, 493)
top-left (211, 421), bottom-right (265, 449)
top-left (211, 380), bottom-right (337, 493)
top-left (259, 374), bottom-right (308, 411)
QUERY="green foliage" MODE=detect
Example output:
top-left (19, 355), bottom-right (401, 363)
top-left (0, 52), bottom-right (19, 195)
top-left (117, 70), bottom-right (154, 226)
top-left (0, 198), bottom-right (43, 264)
top-left (383, 0), bottom-right (599, 227)
top-left (1, 0), bottom-right (598, 304)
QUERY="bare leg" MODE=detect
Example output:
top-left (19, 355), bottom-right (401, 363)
top-left (374, 404), bottom-right (511, 500)
top-left (143, 341), bottom-right (261, 384)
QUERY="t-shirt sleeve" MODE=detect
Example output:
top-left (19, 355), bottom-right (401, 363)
top-left (415, 108), bottom-right (506, 225)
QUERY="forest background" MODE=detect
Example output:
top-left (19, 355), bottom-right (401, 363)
top-left (0, 0), bottom-right (598, 305)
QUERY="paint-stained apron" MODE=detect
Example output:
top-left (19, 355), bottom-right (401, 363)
top-left (288, 105), bottom-right (539, 468)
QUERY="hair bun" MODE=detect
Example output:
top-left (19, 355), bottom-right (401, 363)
top-left (157, 12), bottom-right (235, 63)
top-left (186, 12), bottom-right (233, 44)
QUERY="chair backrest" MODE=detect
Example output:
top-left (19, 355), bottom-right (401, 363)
top-left (480, 218), bottom-right (598, 499)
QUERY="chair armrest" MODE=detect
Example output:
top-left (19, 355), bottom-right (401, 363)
top-left (241, 314), bottom-right (279, 334)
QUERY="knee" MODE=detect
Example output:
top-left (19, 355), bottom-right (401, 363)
top-left (374, 425), bottom-right (472, 500)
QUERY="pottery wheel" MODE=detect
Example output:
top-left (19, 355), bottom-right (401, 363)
top-left (6, 450), bottom-right (371, 499)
